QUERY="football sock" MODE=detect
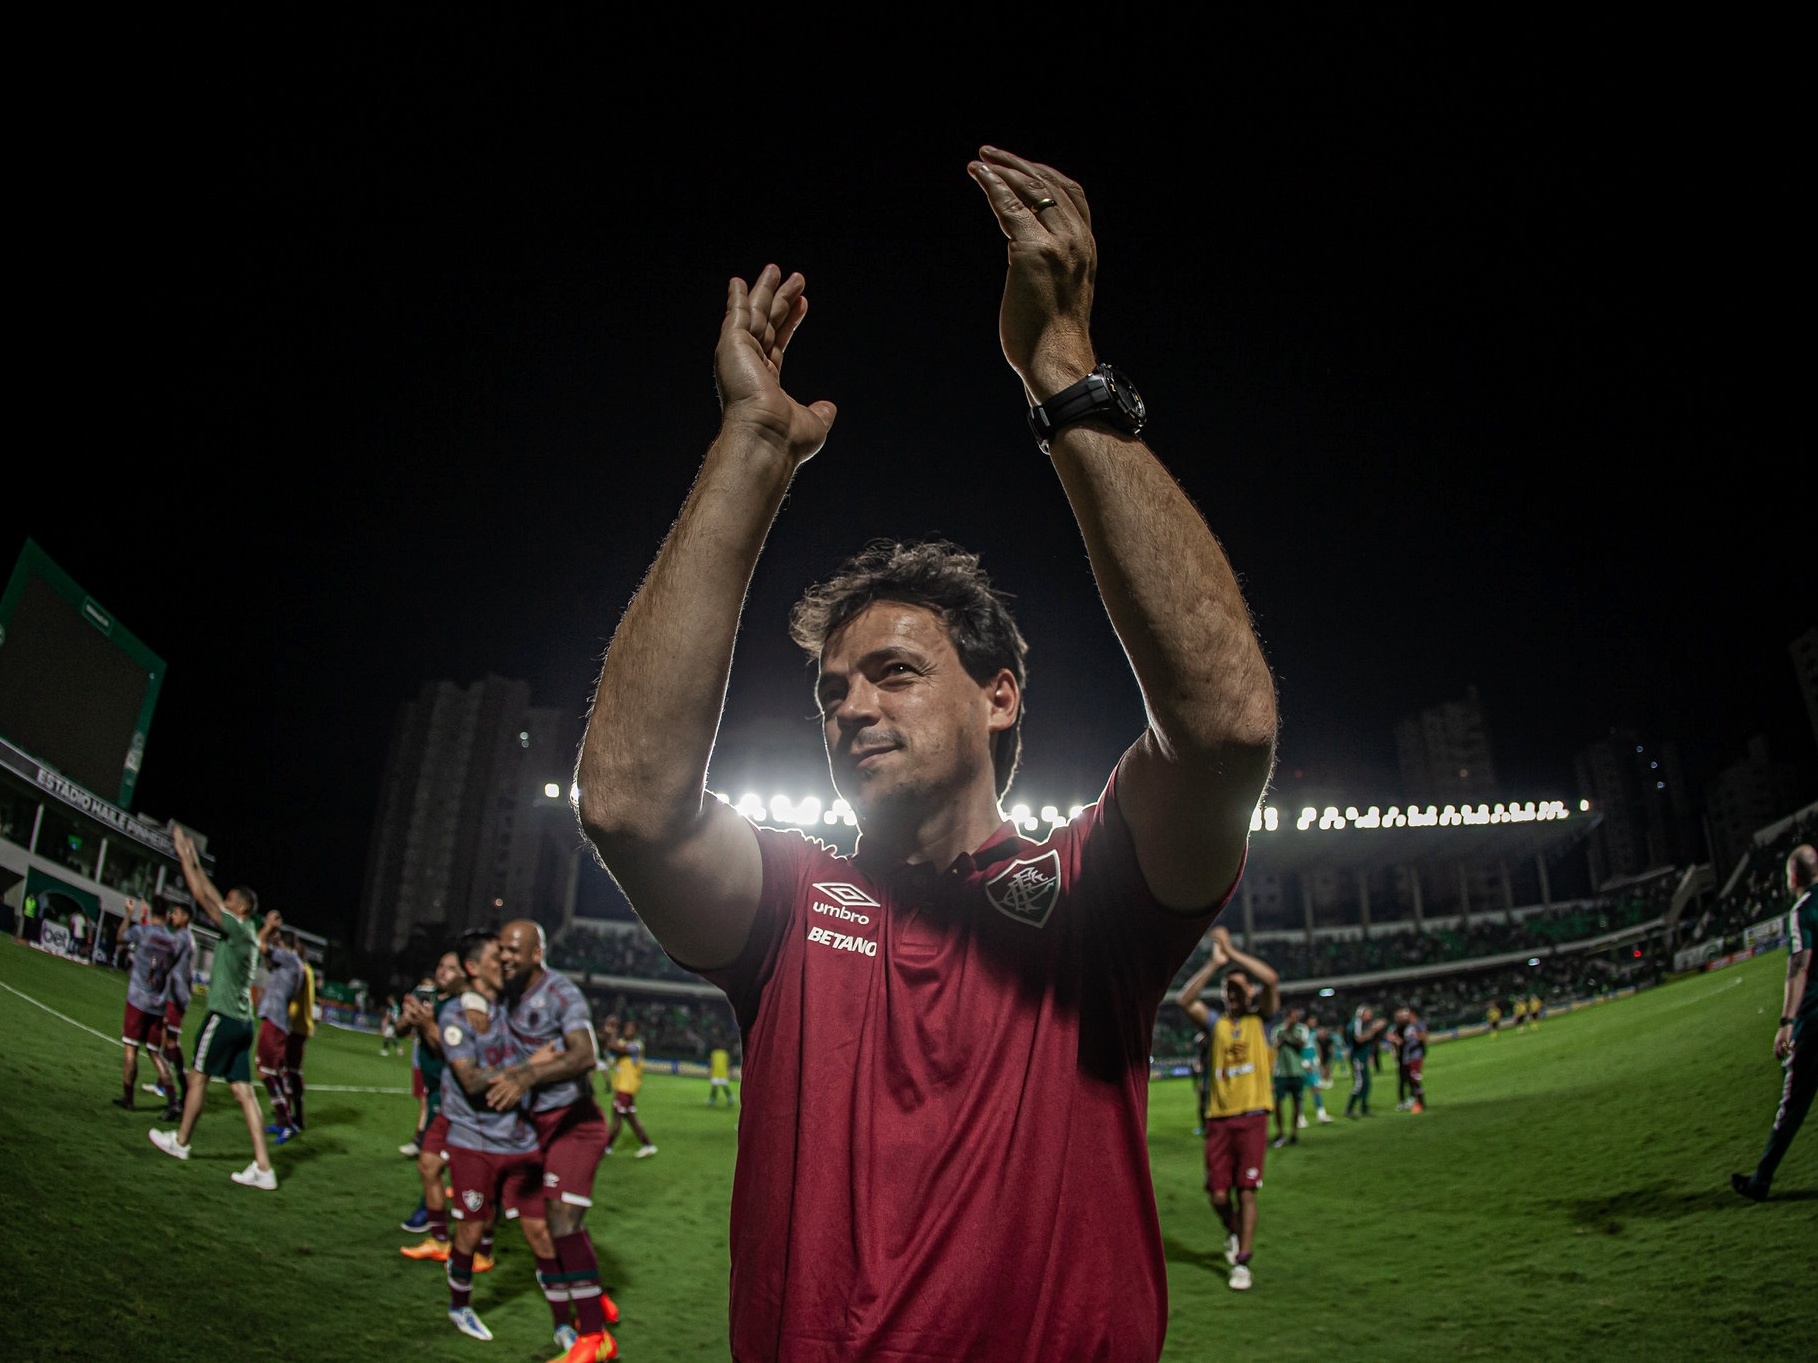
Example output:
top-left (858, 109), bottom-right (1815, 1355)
top-left (286, 1068), bottom-right (306, 1128)
top-left (121, 1082), bottom-right (135, 1107)
top-left (555, 1231), bottom-right (607, 1334)
top-left (429, 1207), bottom-right (450, 1244)
top-left (261, 1072), bottom-right (293, 1129)
top-left (447, 1249), bottom-right (474, 1310)
top-left (536, 1255), bottom-right (572, 1329)
top-left (1236, 1250), bottom-right (1252, 1266)
top-left (479, 1229), bottom-right (495, 1260)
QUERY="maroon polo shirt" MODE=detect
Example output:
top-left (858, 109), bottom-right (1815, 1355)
top-left (699, 773), bottom-right (1227, 1363)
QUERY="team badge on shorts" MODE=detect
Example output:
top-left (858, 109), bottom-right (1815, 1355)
top-left (813, 882), bottom-right (881, 909)
top-left (985, 850), bottom-right (1061, 928)
top-left (544, 1171), bottom-right (560, 1188)
top-left (463, 1190), bottom-right (484, 1213)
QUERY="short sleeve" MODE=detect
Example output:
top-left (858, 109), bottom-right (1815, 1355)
top-left (556, 977), bottom-right (593, 1032)
top-left (695, 827), bottom-right (826, 1031)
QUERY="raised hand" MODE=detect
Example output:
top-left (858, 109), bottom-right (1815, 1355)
top-left (715, 263), bottom-right (837, 464)
top-left (966, 147), bottom-right (1098, 401)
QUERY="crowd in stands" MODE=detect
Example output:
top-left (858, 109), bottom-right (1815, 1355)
top-left (550, 926), bottom-right (698, 984)
top-left (1687, 804), bottom-right (1818, 946)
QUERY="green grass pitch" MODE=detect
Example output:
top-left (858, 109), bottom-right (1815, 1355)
top-left (2, 935), bottom-right (1811, 1360)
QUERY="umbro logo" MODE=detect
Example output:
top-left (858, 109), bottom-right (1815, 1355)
top-left (985, 850), bottom-right (1062, 929)
top-left (813, 882), bottom-right (880, 909)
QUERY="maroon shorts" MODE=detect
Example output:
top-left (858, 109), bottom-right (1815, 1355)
top-left (446, 1145), bottom-right (543, 1223)
top-left (284, 1033), bottom-right (308, 1070)
top-left (256, 1019), bottom-right (289, 1075)
top-left (1406, 1058), bottom-right (1424, 1085)
top-left (122, 1002), bottom-right (164, 1048)
top-left (411, 1065), bottom-right (426, 1098)
top-left (611, 1090), bottom-right (638, 1116)
top-left (531, 1096), bottom-right (609, 1208)
top-left (163, 1002), bottom-right (187, 1038)
top-left (422, 1112), bottom-right (452, 1160)
top-left (1204, 1111), bottom-right (1268, 1194)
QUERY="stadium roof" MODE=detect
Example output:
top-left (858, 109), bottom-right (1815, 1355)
top-left (1238, 810), bottom-right (1600, 879)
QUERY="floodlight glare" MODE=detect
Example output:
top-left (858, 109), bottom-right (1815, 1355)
top-left (543, 783), bottom-right (561, 798)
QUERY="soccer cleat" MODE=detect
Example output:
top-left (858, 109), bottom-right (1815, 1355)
top-left (600, 1289), bottom-right (621, 1326)
top-left (111, 1097), bottom-right (135, 1111)
top-left (554, 1325), bottom-right (579, 1351)
top-left (1228, 1263), bottom-right (1253, 1291)
top-left (1270, 1135), bottom-right (1288, 1150)
top-left (148, 1128), bottom-right (191, 1160)
top-left (1296, 1113), bottom-right (1308, 1128)
top-left (474, 1253), bottom-right (495, 1274)
top-left (142, 1082), bottom-right (168, 1097)
top-left (270, 1125), bottom-right (299, 1146)
top-left (1317, 1110), bottom-right (1333, 1124)
top-left (1411, 1102), bottom-right (1425, 1114)
top-left (449, 1306), bottom-right (493, 1341)
top-left (399, 1141), bottom-right (421, 1157)
top-left (265, 1122), bottom-right (287, 1135)
top-left (1730, 1173), bottom-right (1768, 1202)
top-left (160, 1104), bottom-right (184, 1123)
top-left (232, 1162), bottom-right (278, 1191)
top-left (549, 1329), bottom-right (617, 1362)
top-left (402, 1205), bottom-right (431, 1233)
top-left (400, 1237), bottom-right (451, 1261)
top-left (1223, 1233), bottom-right (1239, 1267)
top-left (636, 1144), bottom-right (658, 1158)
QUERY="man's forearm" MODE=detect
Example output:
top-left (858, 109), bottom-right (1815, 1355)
top-left (1046, 426), bottom-right (1277, 763)
top-left (1218, 941), bottom-right (1279, 987)
top-left (576, 429), bottom-right (796, 845)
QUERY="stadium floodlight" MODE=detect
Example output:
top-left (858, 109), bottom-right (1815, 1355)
top-left (1041, 805), bottom-right (1062, 825)
top-left (543, 782), bottom-right (561, 798)
top-left (1580, 798), bottom-right (1591, 811)
top-left (1068, 805), bottom-right (1086, 820)
top-left (1528, 957), bottom-right (1540, 966)
top-left (1318, 987), bottom-right (1335, 997)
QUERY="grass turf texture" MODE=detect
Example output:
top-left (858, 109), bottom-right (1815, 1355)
top-left (2, 936), bottom-right (1811, 1361)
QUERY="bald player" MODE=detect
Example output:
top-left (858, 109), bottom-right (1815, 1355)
top-left (491, 920), bottom-right (620, 1363)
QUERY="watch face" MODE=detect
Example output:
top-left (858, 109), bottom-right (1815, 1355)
top-left (1103, 365), bottom-right (1145, 425)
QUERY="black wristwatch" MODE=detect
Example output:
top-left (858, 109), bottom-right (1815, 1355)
top-left (1781, 1016), bottom-right (1796, 1026)
top-left (1027, 363), bottom-right (1146, 454)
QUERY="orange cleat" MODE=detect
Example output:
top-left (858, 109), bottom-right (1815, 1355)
top-left (474, 1253), bottom-right (495, 1273)
top-left (548, 1328), bottom-right (617, 1362)
top-left (600, 1289), bottom-right (621, 1326)
top-left (400, 1237), bottom-right (451, 1261)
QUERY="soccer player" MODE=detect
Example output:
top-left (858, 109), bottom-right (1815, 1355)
top-left (572, 146), bottom-right (1278, 1360)
top-left (1732, 843), bottom-right (1817, 1202)
top-left (401, 949), bottom-right (467, 1256)
top-left (1512, 994), bottom-right (1528, 1032)
top-left (1344, 1005), bottom-right (1387, 1118)
top-left (155, 901), bottom-right (196, 1122)
top-left (402, 974), bottom-right (439, 1155)
top-left (1398, 1005), bottom-right (1428, 1112)
top-left (381, 995), bottom-right (402, 1055)
top-left (148, 824), bottom-right (278, 1191)
top-left (1300, 1011), bottom-right (1332, 1125)
top-left (604, 1019), bottom-right (657, 1157)
top-left (113, 898), bottom-right (181, 1111)
top-left (436, 929), bottom-right (562, 1345)
top-left (256, 919), bottom-right (306, 1141)
top-left (284, 931), bottom-right (316, 1131)
top-left (1528, 991), bottom-right (1544, 1029)
top-left (1176, 926), bottom-right (1279, 1291)
top-left (1486, 999), bottom-right (1503, 1037)
top-left (492, 919), bottom-right (621, 1362)
top-left (707, 1044), bottom-right (734, 1106)
top-left (1268, 1004), bottom-right (1311, 1148)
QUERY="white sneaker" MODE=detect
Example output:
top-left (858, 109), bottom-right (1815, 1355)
top-left (1296, 1113), bottom-right (1309, 1128)
top-left (448, 1307), bottom-right (493, 1341)
top-left (399, 1141), bottom-right (420, 1156)
top-left (148, 1128), bottom-right (191, 1161)
top-left (1223, 1233), bottom-right (1239, 1266)
top-left (1317, 1111), bottom-right (1334, 1124)
top-left (636, 1144), bottom-right (658, 1158)
top-left (232, 1162), bottom-right (277, 1190)
top-left (554, 1324), bottom-right (579, 1350)
top-left (1229, 1263), bottom-right (1253, 1291)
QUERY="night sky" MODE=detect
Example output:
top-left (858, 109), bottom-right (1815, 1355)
top-left (10, 18), bottom-right (1809, 947)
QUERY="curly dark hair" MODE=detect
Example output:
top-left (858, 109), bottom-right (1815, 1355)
top-left (788, 539), bottom-right (1029, 797)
